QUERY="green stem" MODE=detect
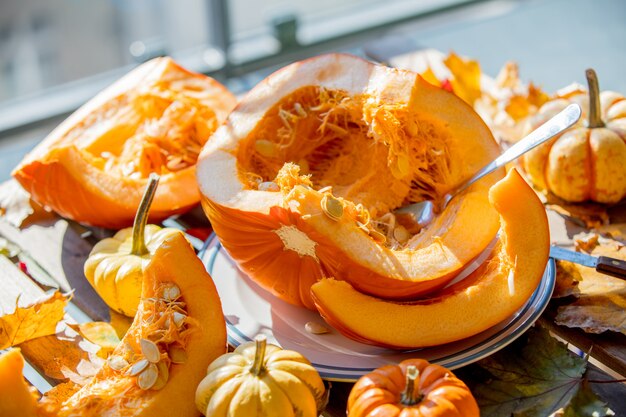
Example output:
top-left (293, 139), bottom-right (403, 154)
top-left (400, 365), bottom-right (423, 406)
top-left (251, 335), bottom-right (267, 376)
top-left (130, 173), bottom-right (160, 256)
top-left (586, 69), bottom-right (604, 128)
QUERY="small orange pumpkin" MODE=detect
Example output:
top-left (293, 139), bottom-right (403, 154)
top-left (197, 53), bottom-right (502, 309)
top-left (347, 359), bottom-right (479, 417)
top-left (13, 57), bottom-right (236, 228)
top-left (522, 69), bottom-right (626, 203)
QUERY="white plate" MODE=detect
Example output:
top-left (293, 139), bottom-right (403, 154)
top-left (200, 234), bottom-right (555, 382)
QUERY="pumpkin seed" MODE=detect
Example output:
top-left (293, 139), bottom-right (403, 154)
top-left (108, 355), bottom-right (129, 371)
top-left (172, 312), bottom-right (186, 327)
top-left (162, 284), bottom-right (181, 302)
top-left (393, 226), bottom-right (411, 243)
top-left (126, 358), bottom-right (149, 376)
top-left (356, 221), bottom-right (369, 234)
top-left (318, 186), bottom-right (333, 194)
top-left (369, 229), bottom-right (387, 244)
top-left (168, 345), bottom-right (188, 364)
top-left (151, 361), bottom-right (169, 390)
top-left (141, 339), bottom-right (161, 363)
top-left (137, 363), bottom-right (158, 390)
top-left (321, 195), bottom-right (343, 221)
top-left (305, 321), bottom-right (329, 335)
top-left (294, 102), bottom-right (307, 117)
top-left (258, 181), bottom-right (280, 192)
top-left (255, 139), bottom-right (278, 158)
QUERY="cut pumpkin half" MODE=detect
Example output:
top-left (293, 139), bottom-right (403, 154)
top-left (197, 53), bottom-right (502, 309)
top-left (14, 57), bottom-right (236, 228)
top-left (311, 169), bottom-right (550, 348)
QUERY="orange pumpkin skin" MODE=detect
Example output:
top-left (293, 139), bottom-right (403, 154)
top-left (13, 57), bottom-right (236, 228)
top-left (347, 359), bottom-right (478, 417)
top-left (311, 169), bottom-right (549, 348)
top-left (198, 53), bottom-right (502, 309)
top-left (58, 232), bottom-right (227, 417)
top-left (522, 70), bottom-right (626, 203)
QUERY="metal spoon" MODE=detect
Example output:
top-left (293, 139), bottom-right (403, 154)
top-left (394, 103), bottom-right (582, 227)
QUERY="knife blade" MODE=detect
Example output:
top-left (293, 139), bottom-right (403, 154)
top-left (549, 245), bottom-right (626, 279)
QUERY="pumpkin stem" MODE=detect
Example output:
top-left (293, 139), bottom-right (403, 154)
top-left (131, 173), bottom-right (160, 256)
top-left (251, 335), bottom-right (267, 376)
top-left (586, 69), bottom-right (604, 129)
top-left (400, 365), bottom-right (423, 406)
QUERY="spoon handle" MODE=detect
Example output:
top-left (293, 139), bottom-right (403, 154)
top-left (450, 103), bottom-right (581, 199)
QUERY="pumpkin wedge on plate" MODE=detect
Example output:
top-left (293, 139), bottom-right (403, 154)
top-left (311, 169), bottom-right (549, 348)
top-left (196, 53), bottom-right (503, 309)
top-left (13, 57), bottom-right (236, 228)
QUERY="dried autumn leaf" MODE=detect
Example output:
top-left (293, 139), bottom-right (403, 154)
top-left (0, 290), bottom-right (68, 349)
top-left (0, 180), bottom-right (53, 228)
top-left (556, 240), bottom-right (626, 335)
top-left (554, 260), bottom-right (581, 298)
top-left (108, 308), bottom-right (134, 339)
top-left (561, 380), bottom-right (614, 417)
top-left (443, 52), bottom-right (482, 105)
top-left (472, 326), bottom-right (612, 416)
top-left (69, 322), bottom-right (120, 358)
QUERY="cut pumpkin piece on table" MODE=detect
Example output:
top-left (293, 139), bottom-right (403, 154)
top-left (13, 57), bottom-right (236, 228)
top-left (311, 169), bottom-right (549, 348)
top-left (196, 53), bottom-right (503, 310)
top-left (54, 232), bottom-right (227, 417)
top-left (0, 348), bottom-right (40, 417)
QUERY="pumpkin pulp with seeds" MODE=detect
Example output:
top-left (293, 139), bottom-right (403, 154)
top-left (57, 232), bottom-right (226, 417)
top-left (197, 54), bottom-right (503, 309)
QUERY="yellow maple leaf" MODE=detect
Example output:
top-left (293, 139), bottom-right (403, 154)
top-left (0, 291), bottom-right (68, 349)
top-left (443, 52), bottom-right (482, 105)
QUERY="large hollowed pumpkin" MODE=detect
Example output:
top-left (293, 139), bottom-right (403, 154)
top-left (56, 232), bottom-right (226, 416)
top-left (521, 69), bottom-right (626, 203)
top-left (197, 53), bottom-right (502, 309)
top-left (13, 57), bottom-right (236, 228)
top-left (311, 169), bottom-right (549, 348)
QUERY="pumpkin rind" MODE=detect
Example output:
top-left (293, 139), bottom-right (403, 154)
top-left (0, 349), bottom-right (40, 417)
top-left (521, 70), bottom-right (626, 203)
top-left (58, 232), bottom-right (227, 417)
top-left (195, 336), bottom-right (326, 417)
top-left (347, 359), bottom-right (478, 417)
top-left (13, 57), bottom-right (236, 228)
top-left (311, 169), bottom-right (549, 348)
top-left (197, 53), bottom-right (502, 309)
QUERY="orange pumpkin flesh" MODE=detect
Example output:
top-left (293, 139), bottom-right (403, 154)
top-left (0, 348), bottom-right (40, 417)
top-left (57, 232), bottom-right (226, 416)
top-left (347, 359), bottom-right (478, 417)
top-left (197, 54), bottom-right (502, 309)
top-left (311, 169), bottom-right (549, 348)
top-left (13, 57), bottom-right (236, 228)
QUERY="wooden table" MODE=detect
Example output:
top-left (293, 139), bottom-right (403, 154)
top-left (1, 183), bottom-right (625, 416)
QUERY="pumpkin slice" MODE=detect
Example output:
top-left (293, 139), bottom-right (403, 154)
top-left (0, 349), bottom-right (39, 417)
top-left (197, 53), bottom-right (502, 309)
top-left (13, 57), bottom-right (236, 228)
top-left (310, 169), bottom-right (549, 348)
top-left (56, 232), bottom-right (226, 416)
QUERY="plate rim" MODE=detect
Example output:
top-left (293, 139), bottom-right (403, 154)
top-left (200, 234), bottom-right (556, 382)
